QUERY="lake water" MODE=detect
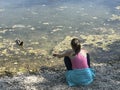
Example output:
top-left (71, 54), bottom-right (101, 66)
top-left (0, 0), bottom-right (120, 75)
top-left (0, 0), bottom-right (120, 51)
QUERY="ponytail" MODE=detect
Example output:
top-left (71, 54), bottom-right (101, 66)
top-left (71, 38), bottom-right (81, 55)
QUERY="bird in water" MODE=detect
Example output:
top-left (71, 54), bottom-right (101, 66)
top-left (15, 39), bottom-right (23, 46)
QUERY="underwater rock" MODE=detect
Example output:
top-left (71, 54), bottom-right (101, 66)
top-left (31, 42), bottom-right (39, 45)
top-left (92, 17), bottom-right (98, 19)
top-left (52, 28), bottom-right (62, 32)
top-left (41, 36), bottom-right (47, 39)
top-left (115, 6), bottom-right (120, 10)
top-left (0, 30), bottom-right (7, 34)
top-left (57, 6), bottom-right (67, 11)
top-left (2, 49), bottom-right (7, 54)
top-left (80, 22), bottom-right (91, 25)
top-left (12, 25), bottom-right (26, 28)
top-left (0, 9), bottom-right (5, 12)
top-left (56, 26), bottom-right (64, 28)
top-left (30, 27), bottom-right (35, 30)
top-left (0, 43), bottom-right (4, 48)
top-left (42, 22), bottom-right (49, 25)
top-left (92, 27), bottom-right (115, 34)
top-left (110, 14), bottom-right (120, 21)
top-left (31, 11), bottom-right (38, 15)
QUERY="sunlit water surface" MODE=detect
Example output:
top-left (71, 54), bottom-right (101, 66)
top-left (0, 0), bottom-right (120, 52)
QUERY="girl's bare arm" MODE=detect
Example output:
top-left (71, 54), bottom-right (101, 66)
top-left (53, 49), bottom-right (72, 58)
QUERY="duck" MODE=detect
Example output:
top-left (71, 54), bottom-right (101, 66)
top-left (15, 39), bottom-right (23, 46)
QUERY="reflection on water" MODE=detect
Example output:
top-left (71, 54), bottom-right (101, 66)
top-left (0, 0), bottom-right (120, 52)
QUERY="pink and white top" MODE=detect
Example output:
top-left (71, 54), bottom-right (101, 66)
top-left (71, 52), bottom-right (89, 69)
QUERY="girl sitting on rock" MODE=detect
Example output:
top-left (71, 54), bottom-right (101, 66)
top-left (53, 38), bottom-right (95, 86)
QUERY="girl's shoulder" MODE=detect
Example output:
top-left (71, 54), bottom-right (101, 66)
top-left (80, 49), bottom-right (88, 57)
top-left (81, 49), bottom-right (87, 53)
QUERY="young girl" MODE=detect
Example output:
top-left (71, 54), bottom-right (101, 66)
top-left (53, 38), bottom-right (95, 86)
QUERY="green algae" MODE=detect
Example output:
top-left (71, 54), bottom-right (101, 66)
top-left (52, 34), bottom-right (120, 53)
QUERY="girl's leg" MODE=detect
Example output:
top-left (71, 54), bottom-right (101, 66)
top-left (87, 53), bottom-right (91, 68)
top-left (64, 56), bottom-right (72, 70)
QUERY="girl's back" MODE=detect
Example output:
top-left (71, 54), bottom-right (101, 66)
top-left (70, 50), bottom-right (89, 69)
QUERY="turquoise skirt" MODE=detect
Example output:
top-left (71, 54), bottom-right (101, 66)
top-left (65, 68), bottom-right (95, 86)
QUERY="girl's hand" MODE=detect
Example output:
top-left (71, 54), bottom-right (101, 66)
top-left (53, 54), bottom-right (58, 57)
top-left (53, 53), bottom-right (61, 58)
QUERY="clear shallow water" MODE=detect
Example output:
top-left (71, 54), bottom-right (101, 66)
top-left (0, 0), bottom-right (120, 51)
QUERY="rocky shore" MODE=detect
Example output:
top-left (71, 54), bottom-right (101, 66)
top-left (0, 61), bottom-right (119, 90)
